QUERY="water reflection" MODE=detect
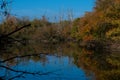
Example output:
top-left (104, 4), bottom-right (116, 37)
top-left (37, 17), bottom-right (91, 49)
top-left (0, 42), bottom-right (120, 80)
top-left (0, 42), bottom-right (88, 80)
top-left (0, 55), bottom-right (87, 80)
top-left (74, 48), bottom-right (120, 80)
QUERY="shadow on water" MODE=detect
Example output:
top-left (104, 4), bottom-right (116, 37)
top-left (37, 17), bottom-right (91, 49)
top-left (73, 48), bottom-right (120, 80)
top-left (0, 42), bottom-right (120, 80)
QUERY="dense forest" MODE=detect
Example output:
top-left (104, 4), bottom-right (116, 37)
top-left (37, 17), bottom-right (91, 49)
top-left (0, 0), bottom-right (120, 49)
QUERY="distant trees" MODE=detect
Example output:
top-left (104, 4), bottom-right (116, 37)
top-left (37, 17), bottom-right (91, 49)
top-left (71, 0), bottom-right (120, 42)
top-left (0, 0), bottom-right (120, 43)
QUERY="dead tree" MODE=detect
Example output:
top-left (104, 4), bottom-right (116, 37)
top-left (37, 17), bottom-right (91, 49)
top-left (0, 0), bottom-right (13, 19)
top-left (0, 24), bottom-right (31, 47)
top-left (0, 0), bottom-right (31, 46)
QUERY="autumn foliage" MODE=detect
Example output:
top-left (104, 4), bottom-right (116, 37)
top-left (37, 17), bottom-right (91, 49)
top-left (0, 0), bottom-right (120, 43)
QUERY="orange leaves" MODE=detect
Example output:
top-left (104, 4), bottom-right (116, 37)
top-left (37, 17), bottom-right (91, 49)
top-left (83, 35), bottom-right (94, 42)
top-left (82, 48), bottom-right (93, 55)
top-left (75, 0), bottom-right (120, 42)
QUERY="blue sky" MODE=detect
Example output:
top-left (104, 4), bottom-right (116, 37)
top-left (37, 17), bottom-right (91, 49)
top-left (11, 0), bottom-right (96, 20)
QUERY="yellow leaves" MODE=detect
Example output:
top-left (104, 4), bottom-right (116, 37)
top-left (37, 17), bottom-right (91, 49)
top-left (82, 48), bottom-right (93, 55)
top-left (106, 27), bottom-right (120, 40)
top-left (83, 35), bottom-right (94, 42)
top-left (106, 57), bottom-right (120, 67)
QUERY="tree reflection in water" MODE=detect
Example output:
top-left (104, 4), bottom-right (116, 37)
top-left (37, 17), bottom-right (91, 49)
top-left (73, 48), bottom-right (120, 80)
top-left (0, 53), bottom-right (62, 80)
top-left (0, 42), bottom-right (120, 80)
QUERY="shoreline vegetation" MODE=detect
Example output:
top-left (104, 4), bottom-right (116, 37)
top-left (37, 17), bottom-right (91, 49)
top-left (0, 0), bottom-right (120, 52)
top-left (0, 0), bottom-right (120, 80)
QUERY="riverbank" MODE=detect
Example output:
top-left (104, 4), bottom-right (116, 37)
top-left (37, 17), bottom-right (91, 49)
top-left (106, 41), bottom-right (120, 52)
top-left (79, 40), bottom-right (120, 52)
top-left (32, 39), bottom-right (120, 52)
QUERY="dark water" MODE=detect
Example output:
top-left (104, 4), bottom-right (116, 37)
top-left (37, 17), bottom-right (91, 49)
top-left (0, 42), bottom-right (120, 80)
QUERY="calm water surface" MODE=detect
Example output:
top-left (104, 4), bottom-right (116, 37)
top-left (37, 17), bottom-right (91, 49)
top-left (0, 42), bottom-right (119, 80)
top-left (0, 55), bottom-right (87, 80)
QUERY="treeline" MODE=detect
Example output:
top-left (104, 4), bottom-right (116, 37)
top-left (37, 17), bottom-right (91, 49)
top-left (75, 0), bottom-right (120, 42)
top-left (0, 0), bottom-right (120, 43)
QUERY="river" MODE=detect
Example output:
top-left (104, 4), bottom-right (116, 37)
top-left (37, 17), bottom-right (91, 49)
top-left (0, 42), bottom-right (120, 80)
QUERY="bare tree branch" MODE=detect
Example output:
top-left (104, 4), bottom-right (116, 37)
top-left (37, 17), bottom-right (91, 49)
top-left (0, 53), bottom-right (49, 63)
top-left (8, 73), bottom-right (25, 80)
top-left (0, 65), bottom-right (61, 80)
top-left (0, 24), bottom-right (31, 38)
